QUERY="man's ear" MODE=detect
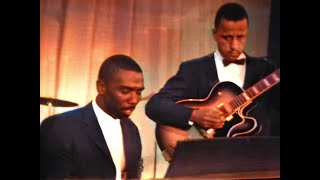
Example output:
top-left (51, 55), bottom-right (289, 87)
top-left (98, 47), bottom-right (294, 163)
top-left (96, 79), bottom-right (106, 94)
top-left (212, 28), bottom-right (216, 34)
top-left (212, 28), bottom-right (217, 41)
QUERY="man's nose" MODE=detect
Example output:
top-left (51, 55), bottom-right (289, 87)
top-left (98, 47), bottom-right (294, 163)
top-left (129, 92), bottom-right (140, 104)
top-left (230, 38), bottom-right (240, 49)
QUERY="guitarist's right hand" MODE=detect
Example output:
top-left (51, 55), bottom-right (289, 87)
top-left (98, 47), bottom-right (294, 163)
top-left (190, 108), bottom-right (226, 129)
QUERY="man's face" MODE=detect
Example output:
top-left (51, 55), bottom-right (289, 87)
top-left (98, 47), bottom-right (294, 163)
top-left (102, 69), bottom-right (144, 119)
top-left (213, 18), bottom-right (248, 61)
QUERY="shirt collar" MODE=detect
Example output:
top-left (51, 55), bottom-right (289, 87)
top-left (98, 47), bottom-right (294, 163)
top-left (92, 98), bottom-right (120, 123)
top-left (214, 50), bottom-right (246, 62)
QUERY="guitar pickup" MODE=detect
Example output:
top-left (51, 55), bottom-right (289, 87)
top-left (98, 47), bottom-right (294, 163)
top-left (226, 115), bottom-right (233, 121)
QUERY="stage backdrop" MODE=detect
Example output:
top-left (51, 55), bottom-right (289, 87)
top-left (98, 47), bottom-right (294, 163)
top-left (40, 0), bottom-right (274, 179)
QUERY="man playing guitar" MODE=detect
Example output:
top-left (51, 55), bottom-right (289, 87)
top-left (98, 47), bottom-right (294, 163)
top-left (145, 2), bottom-right (280, 161)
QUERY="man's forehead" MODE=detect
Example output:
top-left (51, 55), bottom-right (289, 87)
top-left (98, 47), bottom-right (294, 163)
top-left (111, 69), bottom-right (143, 84)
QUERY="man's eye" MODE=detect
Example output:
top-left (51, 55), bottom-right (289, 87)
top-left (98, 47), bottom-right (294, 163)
top-left (121, 89), bottom-right (130, 94)
top-left (223, 36), bottom-right (231, 40)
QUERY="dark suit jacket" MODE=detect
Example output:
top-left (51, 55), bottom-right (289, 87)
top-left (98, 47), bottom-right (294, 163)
top-left (40, 102), bottom-right (142, 180)
top-left (145, 52), bottom-right (280, 136)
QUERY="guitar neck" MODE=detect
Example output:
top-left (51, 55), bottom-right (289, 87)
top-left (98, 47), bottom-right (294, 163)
top-left (229, 68), bottom-right (280, 110)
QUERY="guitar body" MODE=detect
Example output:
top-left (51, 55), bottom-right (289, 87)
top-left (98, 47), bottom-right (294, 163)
top-left (155, 82), bottom-right (260, 152)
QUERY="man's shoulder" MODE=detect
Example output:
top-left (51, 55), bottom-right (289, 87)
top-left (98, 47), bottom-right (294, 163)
top-left (40, 103), bottom-right (91, 127)
top-left (246, 53), bottom-right (267, 61)
top-left (181, 53), bottom-right (214, 66)
top-left (52, 105), bottom-right (87, 118)
top-left (246, 55), bottom-right (276, 67)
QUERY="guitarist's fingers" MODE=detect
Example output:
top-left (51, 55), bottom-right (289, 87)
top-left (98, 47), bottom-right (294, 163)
top-left (212, 107), bottom-right (225, 116)
top-left (211, 124), bottom-right (224, 129)
top-left (202, 120), bottom-right (224, 129)
top-left (210, 119), bottom-right (225, 129)
top-left (162, 149), bottom-right (172, 162)
top-left (206, 128), bottom-right (215, 135)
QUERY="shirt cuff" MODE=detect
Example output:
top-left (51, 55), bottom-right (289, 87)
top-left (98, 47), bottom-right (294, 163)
top-left (188, 120), bottom-right (194, 126)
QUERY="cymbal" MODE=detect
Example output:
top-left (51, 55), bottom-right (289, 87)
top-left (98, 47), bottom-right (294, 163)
top-left (40, 97), bottom-right (78, 107)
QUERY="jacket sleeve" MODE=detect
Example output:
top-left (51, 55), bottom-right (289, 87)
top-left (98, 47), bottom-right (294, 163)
top-left (145, 62), bottom-right (194, 130)
top-left (40, 117), bottom-right (74, 179)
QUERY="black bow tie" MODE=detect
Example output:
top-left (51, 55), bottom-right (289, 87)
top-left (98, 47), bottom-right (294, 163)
top-left (223, 58), bottom-right (245, 66)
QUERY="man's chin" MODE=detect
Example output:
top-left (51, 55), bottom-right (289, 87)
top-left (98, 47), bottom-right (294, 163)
top-left (226, 57), bottom-right (239, 61)
top-left (118, 111), bottom-right (131, 119)
top-left (124, 109), bottom-right (134, 115)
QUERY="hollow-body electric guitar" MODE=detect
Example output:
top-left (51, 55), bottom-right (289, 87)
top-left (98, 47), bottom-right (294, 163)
top-left (155, 68), bottom-right (280, 154)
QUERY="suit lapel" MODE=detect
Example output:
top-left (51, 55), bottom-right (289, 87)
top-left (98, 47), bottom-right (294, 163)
top-left (243, 57), bottom-right (258, 89)
top-left (205, 52), bottom-right (220, 88)
top-left (81, 103), bottom-right (113, 159)
top-left (120, 119), bottom-right (133, 169)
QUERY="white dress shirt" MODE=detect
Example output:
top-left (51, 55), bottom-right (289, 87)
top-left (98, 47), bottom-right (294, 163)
top-left (92, 99), bottom-right (126, 180)
top-left (214, 50), bottom-right (246, 88)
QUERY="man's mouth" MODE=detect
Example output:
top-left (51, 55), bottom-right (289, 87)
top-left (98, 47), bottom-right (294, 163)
top-left (122, 107), bottom-right (135, 114)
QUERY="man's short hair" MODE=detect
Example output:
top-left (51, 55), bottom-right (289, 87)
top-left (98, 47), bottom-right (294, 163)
top-left (214, 2), bottom-right (249, 28)
top-left (98, 54), bottom-right (142, 82)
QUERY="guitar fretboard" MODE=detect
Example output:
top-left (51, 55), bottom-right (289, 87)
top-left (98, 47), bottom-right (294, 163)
top-left (229, 68), bottom-right (280, 110)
